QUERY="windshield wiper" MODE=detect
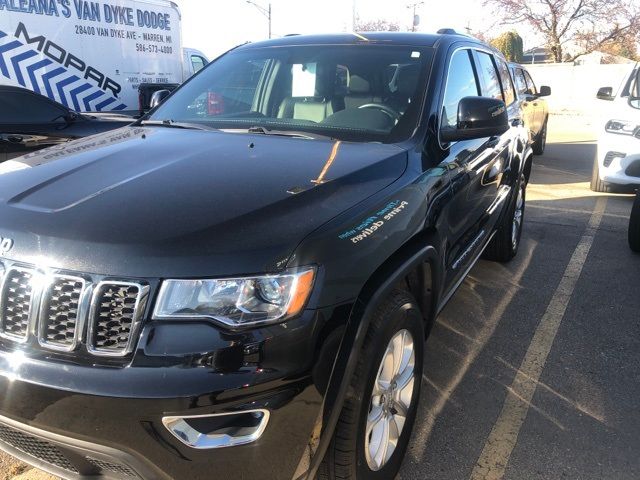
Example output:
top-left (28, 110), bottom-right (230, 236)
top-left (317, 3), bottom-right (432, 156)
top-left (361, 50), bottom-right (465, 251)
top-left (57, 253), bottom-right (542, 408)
top-left (140, 119), bottom-right (219, 132)
top-left (243, 126), bottom-right (333, 140)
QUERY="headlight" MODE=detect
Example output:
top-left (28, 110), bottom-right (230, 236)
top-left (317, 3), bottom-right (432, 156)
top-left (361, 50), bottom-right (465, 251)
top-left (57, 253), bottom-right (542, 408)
top-left (605, 119), bottom-right (639, 136)
top-left (153, 267), bottom-right (315, 328)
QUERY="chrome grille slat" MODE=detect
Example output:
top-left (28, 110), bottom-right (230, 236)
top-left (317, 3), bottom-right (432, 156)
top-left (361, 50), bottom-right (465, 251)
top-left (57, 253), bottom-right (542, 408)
top-left (38, 275), bottom-right (86, 351)
top-left (88, 281), bottom-right (148, 357)
top-left (0, 268), bottom-right (35, 341)
top-left (0, 260), bottom-right (147, 357)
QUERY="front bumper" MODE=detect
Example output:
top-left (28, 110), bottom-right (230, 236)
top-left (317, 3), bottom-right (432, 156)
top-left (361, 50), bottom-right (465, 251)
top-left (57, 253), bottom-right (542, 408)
top-left (0, 375), bottom-right (321, 480)
top-left (597, 133), bottom-right (640, 186)
top-left (0, 306), bottom-right (343, 479)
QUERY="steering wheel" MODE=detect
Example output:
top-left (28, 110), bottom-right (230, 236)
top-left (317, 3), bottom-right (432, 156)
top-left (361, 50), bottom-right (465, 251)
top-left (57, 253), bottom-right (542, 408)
top-left (358, 103), bottom-right (400, 123)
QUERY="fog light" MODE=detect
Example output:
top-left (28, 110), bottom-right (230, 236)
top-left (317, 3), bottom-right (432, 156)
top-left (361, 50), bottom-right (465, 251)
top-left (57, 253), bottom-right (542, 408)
top-left (162, 409), bottom-right (269, 449)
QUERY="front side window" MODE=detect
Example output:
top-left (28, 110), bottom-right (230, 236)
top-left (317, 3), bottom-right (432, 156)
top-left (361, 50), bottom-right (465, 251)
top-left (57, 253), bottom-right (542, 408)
top-left (441, 49), bottom-right (479, 128)
top-left (475, 51), bottom-right (503, 101)
top-left (0, 91), bottom-right (67, 124)
top-left (149, 45), bottom-right (433, 143)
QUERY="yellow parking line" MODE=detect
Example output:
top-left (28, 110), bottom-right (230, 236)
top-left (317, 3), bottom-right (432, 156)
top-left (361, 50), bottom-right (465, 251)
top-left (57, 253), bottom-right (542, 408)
top-left (469, 196), bottom-right (607, 480)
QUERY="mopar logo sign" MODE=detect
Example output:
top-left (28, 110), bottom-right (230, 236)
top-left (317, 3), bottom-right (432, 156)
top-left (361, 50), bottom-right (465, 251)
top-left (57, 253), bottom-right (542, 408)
top-left (15, 22), bottom-right (122, 97)
top-left (0, 236), bottom-right (13, 254)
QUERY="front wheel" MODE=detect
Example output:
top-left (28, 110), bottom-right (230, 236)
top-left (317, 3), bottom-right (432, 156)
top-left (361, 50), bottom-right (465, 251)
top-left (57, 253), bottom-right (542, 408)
top-left (483, 173), bottom-right (526, 263)
top-left (319, 289), bottom-right (424, 480)
top-left (629, 192), bottom-right (640, 253)
top-left (590, 154), bottom-right (615, 193)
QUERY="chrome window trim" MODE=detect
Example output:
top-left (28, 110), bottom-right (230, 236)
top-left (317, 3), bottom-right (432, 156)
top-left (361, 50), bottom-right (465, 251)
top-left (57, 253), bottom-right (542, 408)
top-left (37, 274), bottom-right (91, 352)
top-left (87, 281), bottom-right (149, 357)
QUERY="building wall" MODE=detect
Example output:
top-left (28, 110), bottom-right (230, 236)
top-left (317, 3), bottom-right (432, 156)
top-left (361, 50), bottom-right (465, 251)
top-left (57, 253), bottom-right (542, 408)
top-left (526, 63), bottom-right (634, 118)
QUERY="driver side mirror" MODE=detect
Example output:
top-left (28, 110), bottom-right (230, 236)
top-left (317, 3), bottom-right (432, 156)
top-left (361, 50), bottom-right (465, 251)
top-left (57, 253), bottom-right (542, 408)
top-left (596, 86), bottom-right (614, 101)
top-left (150, 89), bottom-right (171, 109)
top-left (440, 96), bottom-right (509, 143)
top-left (537, 85), bottom-right (551, 97)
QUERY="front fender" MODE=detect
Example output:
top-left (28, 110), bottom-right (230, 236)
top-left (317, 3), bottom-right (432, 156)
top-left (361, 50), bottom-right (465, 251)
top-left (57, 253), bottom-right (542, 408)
top-left (302, 243), bottom-right (441, 479)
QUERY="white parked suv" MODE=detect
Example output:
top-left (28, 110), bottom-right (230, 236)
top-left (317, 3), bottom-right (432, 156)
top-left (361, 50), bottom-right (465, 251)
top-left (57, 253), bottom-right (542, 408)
top-left (592, 64), bottom-right (640, 193)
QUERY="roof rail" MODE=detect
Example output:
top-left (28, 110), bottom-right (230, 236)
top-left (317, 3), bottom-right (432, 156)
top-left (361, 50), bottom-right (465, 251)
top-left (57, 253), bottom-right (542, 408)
top-left (437, 28), bottom-right (457, 35)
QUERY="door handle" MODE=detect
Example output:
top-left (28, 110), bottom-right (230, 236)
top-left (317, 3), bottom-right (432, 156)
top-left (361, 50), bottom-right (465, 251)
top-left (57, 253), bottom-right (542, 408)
top-left (511, 118), bottom-right (524, 127)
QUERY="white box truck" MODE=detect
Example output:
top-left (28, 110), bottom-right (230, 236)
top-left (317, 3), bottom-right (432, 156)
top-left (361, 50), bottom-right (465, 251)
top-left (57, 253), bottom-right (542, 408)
top-left (0, 0), bottom-right (208, 113)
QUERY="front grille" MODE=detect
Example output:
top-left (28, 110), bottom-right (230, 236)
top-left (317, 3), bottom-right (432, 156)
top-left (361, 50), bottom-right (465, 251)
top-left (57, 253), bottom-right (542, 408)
top-left (0, 422), bottom-right (141, 478)
top-left (86, 457), bottom-right (138, 477)
top-left (89, 282), bottom-right (145, 356)
top-left (0, 269), bottom-right (34, 341)
top-left (39, 276), bottom-right (85, 350)
top-left (0, 261), bottom-right (147, 357)
top-left (0, 423), bottom-right (78, 473)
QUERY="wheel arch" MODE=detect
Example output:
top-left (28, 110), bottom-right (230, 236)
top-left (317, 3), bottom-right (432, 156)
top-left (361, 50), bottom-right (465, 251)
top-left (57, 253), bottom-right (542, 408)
top-left (304, 231), bottom-right (443, 479)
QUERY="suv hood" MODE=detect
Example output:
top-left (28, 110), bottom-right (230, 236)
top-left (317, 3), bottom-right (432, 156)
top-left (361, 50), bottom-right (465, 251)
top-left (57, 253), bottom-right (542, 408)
top-left (0, 126), bottom-right (407, 277)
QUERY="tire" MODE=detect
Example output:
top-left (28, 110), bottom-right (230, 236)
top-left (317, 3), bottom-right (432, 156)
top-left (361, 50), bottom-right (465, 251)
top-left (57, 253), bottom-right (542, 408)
top-left (629, 192), bottom-right (640, 253)
top-left (318, 289), bottom-right (424, 480)
top-left (483, 173), bottom-right (526, 263)
top-left (590, 154), bottom-right (615, 193)
top-left (532, 118), bottom-right (547, 155)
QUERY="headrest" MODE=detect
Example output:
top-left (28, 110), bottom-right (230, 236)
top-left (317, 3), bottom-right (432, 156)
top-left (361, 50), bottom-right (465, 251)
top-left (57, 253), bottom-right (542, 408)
top-left (397, 65), bottom-right (420, 96)
top-left (349, 74), bottom-right (371, 94)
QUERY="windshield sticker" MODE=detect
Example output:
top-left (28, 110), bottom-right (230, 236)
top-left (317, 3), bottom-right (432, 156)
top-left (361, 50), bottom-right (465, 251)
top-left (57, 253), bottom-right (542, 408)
top-left (339, 200), bottom-right (409, 244)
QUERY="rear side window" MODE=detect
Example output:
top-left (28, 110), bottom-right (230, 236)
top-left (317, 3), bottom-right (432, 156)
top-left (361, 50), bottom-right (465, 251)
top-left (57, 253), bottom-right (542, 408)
top-left (496, 59), bottom-right (516, 105)
top-left (475, 51), bottom-right (503, 101)
top-left (441, 49), bottom-right (479, 128)
top-left (514, 68), bottom-right (528, 95)
top-left (0, 91), bottom-right (67, 124)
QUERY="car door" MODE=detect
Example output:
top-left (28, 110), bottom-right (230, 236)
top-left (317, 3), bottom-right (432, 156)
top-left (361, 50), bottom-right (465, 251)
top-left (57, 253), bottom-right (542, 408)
top-left (437, 47), bottom-right (514, 291)
top-left (523, 69), bottom-right (544, 134)
top-left (513, 66), bottom-right (537, 143)
top-left (0, 88), bottom-right (73, 161)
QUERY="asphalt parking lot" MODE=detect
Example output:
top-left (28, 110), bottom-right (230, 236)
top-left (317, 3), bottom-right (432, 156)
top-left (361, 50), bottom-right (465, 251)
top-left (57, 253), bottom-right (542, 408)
top-left (400, 117), bottom-right (640, 480)
top-left (1, 116), bottom-right (638, 480)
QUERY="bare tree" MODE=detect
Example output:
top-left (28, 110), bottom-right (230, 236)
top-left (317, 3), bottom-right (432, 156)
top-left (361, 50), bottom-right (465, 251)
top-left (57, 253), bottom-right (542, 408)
top-left (484, 0), bottom-right (640, 62)
top-left (355, 19), bottom-right (400, 32)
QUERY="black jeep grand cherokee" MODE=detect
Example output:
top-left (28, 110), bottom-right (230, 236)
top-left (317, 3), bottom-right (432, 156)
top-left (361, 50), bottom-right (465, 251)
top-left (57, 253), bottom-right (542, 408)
top-left (0, 32), bottom-right (531, 480)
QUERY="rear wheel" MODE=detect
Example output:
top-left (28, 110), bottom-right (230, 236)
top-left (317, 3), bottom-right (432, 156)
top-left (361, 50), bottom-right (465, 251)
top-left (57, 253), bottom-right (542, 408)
top-left (532, 118), bottom-right (547, 155)
top-left (484, 173), bottom-right (526, 263)
top-left (590, 154), bottom-right (615, 193)
top-left (319, 289), bottom-right (424, 480)
top-left (629, 192), bottom-right (640, 253)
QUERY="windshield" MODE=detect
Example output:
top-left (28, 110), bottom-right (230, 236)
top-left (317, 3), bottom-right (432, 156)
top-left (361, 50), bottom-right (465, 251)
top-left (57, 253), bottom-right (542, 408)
top-left (149, 44), bottom-right (433, 143)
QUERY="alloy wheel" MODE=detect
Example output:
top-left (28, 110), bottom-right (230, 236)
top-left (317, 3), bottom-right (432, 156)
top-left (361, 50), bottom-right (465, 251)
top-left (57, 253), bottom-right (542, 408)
top-left (364, 329), bottom-right (416, 471)
top-left (512, 184), bottom-right (525, 249)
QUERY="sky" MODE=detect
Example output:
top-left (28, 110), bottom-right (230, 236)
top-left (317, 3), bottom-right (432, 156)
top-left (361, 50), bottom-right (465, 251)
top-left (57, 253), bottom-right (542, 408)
top-left (173, 0), bottom-right (540, 60)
